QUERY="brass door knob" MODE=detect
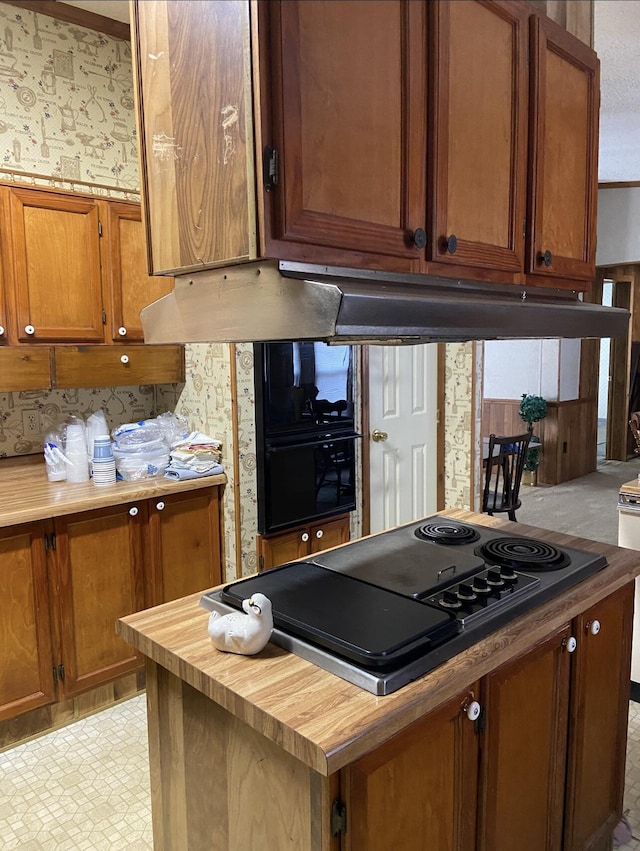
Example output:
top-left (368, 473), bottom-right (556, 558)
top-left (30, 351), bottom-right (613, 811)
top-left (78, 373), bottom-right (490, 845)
top-left (372, 429), bottom-right (388, 443)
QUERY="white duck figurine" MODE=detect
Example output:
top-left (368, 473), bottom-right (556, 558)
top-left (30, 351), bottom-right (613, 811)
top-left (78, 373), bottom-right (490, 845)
top-left (208, 593), bottom-right (273, 655)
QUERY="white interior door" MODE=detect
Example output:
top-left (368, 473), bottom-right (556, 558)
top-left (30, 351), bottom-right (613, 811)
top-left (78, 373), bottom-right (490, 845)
top-left (368, 344), bottom-right (438, 533)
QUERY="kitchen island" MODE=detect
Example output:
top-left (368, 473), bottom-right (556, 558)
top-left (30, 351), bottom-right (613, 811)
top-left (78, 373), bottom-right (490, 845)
top-left (118, 510), bottom-right (639, 851)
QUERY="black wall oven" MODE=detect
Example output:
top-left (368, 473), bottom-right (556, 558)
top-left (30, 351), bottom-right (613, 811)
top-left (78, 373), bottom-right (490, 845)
top-left (254, 342), bottom-right (360, 534)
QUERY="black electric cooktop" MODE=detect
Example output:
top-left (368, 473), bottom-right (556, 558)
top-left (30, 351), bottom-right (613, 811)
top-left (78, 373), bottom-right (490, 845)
top-left (201, 515), bottom-right (607, 695)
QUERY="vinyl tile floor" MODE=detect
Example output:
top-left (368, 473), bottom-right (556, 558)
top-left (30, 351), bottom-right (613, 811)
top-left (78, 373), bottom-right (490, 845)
top-left (1, 693), bottom-right (640, 848)
top-left (0, 695), bottom-right (152, 850)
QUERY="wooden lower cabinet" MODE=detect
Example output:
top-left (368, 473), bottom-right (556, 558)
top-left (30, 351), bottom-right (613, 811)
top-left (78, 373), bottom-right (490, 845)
top-left (342, 687), bottom-right (480, 851)
top-left (52, 504), bottom-right (146, 698)
top-left (339, 583), bottom-right (632, 851)
top-left (0, 522), bottom-right (55, 721)
top-left (258, 514), bottom-right (351, 571)
top-left (147, 488), bottom-right (223, 604)
top-left (0, 485), bottom-right (224, 724)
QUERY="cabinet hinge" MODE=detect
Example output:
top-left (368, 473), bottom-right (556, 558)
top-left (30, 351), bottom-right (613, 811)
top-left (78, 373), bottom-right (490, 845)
top-left (263, 146), bottom-right (279, 192)
top-left (102, 309), bottom-right (107, 325)
top-left (45, 532), bottom-right (57, 551)
top-left (523, 218), bottom-right (526, 239)
top-left (474, 707), bottom-right (486, 735)
top-left (259, 554), bottom-right (264, 571)
top-left (331, 798), bottom-right (347, 837)
top-left (98, 220), bottom-right (103, 237)
top-left (53, 663), bottom-right (64, 682)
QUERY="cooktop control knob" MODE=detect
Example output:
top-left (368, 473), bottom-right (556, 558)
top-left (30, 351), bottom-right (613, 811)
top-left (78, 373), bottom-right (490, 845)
top-left (472, 576), bottom-right (490, 594)
top-left (486, 569), bottom-right (505, 586)
top-left (441, 590), bottom-right (462, 609)
top-left (500, 566), bottom-right (518, 583)
top-left (456, 584), bottom-right (477, 602)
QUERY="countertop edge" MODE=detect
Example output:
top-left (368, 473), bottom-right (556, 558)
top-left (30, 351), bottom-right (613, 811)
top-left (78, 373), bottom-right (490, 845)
top-left (0, 461), bottom-right (226, 527)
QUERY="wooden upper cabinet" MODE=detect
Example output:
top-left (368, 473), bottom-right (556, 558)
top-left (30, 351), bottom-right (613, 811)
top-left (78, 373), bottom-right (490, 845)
top-left (263, 0), bottom-right (427, 271)
top-left (429, 0), bottom-right (528, 273)
top-left (132, 0), bottom-right (257, 275)
top-left (527, 15), bottom-right (599, 283)
top-left (9, 187), bottom-right (105, 343)
top-left (103, 202), bottom-right (174, 342)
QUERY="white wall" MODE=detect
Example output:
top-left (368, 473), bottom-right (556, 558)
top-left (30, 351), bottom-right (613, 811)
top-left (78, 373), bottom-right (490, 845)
top-left (597, 188), bottom-right (640, 266)
top-left (484, 339), bottom-right (581, 402)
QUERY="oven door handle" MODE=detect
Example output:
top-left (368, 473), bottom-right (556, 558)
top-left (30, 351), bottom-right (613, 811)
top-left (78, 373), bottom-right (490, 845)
top-left (267, 434), bottom-right (362, 453)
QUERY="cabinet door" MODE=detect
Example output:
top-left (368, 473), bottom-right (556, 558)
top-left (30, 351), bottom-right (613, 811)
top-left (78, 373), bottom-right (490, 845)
top-left (430, 0), bottom-right (528, 273)
top-left (148, 488), bottom-right (223, 604)
top-left (264, 0), bottom-right (426, 270)
top-left (527, 16), bottom-right (599, 283)
top-left (0, 523), bottom-right (55, 720)
top-left (132, 0), bottom-right (256, 274)
top-left (563, 583), bottom-right (634, 851)
top-left (52, 504), bottom-right (146, 698)
top-left (103, 202), bottom-right (175, 342)
top-left (258, 528), bottom-right (311, 571)
top-left (477, 625), bottom-right (571, 851)
top-left (310, 515), bottom-right (351, 554)
top-left (9, 188), bottom-right (105, 342)
top-left (342, 687), bottom-right (479, 850)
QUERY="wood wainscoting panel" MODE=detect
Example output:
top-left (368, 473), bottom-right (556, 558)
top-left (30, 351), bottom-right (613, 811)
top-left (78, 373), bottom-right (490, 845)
top-left (482, 398), bottom-right (597, 487)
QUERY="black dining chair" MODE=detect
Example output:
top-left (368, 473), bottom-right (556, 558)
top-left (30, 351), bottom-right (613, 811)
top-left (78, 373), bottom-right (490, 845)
top-left (481, 432), bottom-right (532, 522)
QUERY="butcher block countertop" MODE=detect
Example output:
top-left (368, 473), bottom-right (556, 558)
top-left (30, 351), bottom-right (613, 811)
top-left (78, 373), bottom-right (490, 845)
top-left (620, 478), bottom-right (640, 495)
top-left (118, 509), bottom-right (640, 777)
top-left (0, 455), bottom-right (226, 528)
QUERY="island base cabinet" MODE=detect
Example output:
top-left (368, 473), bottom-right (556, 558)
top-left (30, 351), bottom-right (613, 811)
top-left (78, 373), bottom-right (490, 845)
top-left (145, 661), bottom-right (339, 851)
top-left (341, 686), bottom-right (480, 851)
top-left (563, 582), bottom-right (633, 851)
top-left (477, 626), bottom-right (572, 851)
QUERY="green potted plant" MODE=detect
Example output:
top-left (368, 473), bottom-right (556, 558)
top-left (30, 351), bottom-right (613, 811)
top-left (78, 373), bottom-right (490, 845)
top-left (518, 394), bottom-right (547, 484)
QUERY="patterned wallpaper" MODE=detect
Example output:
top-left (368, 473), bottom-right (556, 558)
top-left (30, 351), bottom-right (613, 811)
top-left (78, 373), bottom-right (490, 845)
top-left (443, 342), bottom-right (479, 511)
top-left (0, 6), bottom-right (137, 192)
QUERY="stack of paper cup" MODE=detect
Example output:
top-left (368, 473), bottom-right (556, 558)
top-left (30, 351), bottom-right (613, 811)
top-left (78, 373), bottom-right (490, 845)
top-left (92, 436), bottom-right (116, 486)
top-left (65, 423), bottom-right (90, 483)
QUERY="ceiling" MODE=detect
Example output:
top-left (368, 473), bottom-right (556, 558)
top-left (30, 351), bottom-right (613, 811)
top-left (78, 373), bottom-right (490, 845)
top-left (594, 0), bottom-right (640, 182)
top-left (59, 0), bottom-right (130, 24)
top-left (60, 0), bottom-right (639, 184)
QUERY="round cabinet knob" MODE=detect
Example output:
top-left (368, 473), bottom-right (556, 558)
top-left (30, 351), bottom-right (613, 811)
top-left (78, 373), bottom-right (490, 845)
top-left (156, 501), bottom-right (165, 511)
top-left (538, 249), bottom-right (553, 267)
top-left (316, 529), bottom-right (324, 539)
top-left (412, 228), bottom-right (427, 249)
top-left (129, 506), bottom-right (139, 517)
top-left (120, 354), bottom-right (129, 364)
top-left (118, 326), bottom-right (127, 337)
top-left (25, 324), bottom-right (35, 336)
top-left (465, 700), bottom-right (481, 722)
top-left (372, 429), bottom-right (388, 443)
top-left (588, 619), bottom-right (601, 636)
top-left (442, 234), bottom-right (458, 254)
top-left (0, 325), bottom-right (4, 336)
top-left (563, 636), bottom-right (577, 653)
top-left (301, 532), bottom-right (309, 542)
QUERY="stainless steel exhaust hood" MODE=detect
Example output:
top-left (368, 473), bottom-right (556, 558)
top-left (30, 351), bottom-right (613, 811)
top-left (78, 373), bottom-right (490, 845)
top-left (140, 260), bottom-right (629, 345)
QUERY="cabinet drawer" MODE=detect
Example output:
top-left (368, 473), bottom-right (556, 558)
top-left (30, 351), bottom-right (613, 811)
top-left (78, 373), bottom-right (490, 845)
top-left (0, 347), bottom-right (52, 391)
top-left (53, 345), bottom-right (184, 388)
